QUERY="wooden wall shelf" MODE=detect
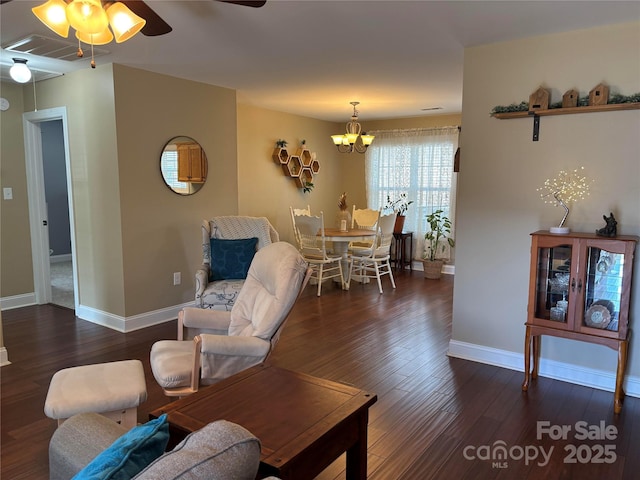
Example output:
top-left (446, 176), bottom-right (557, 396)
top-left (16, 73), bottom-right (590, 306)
top-left (492, 102), bottom-right (640, 119)
top-left (272, 146), bottom-right (319, 190)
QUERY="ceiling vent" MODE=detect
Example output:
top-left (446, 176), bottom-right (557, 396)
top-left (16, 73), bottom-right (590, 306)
top-left (2, 34), bottom-right (108, 62)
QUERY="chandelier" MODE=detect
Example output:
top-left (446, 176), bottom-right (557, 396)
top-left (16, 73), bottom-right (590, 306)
top-left (32, 0), bottom-right (145, 67)
top-left (331, 101), bottom-right (375, 154)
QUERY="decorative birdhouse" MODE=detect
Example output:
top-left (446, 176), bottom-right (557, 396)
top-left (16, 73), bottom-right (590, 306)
top-left (562, 89), bottom-right (579, 108)
top-left (529, 87), bottom-right (550, 111)
top-left (589, 83), bottom-right (609, 106)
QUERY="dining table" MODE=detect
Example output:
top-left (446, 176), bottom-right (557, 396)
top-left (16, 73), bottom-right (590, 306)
top-left (322, 228), bottom-right (376, 289)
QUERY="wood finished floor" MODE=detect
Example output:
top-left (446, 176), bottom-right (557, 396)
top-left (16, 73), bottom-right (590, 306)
top-left (2, 270), bottom-right (638, 479)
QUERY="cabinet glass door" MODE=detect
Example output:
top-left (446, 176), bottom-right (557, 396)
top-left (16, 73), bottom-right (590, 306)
top-left (583, 246), bottom-right (624, 332)
top-left (534, 244), bottom-right (572, 323)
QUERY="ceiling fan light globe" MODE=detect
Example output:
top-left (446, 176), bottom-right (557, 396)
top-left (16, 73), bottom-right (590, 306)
top-left (32, 0), bottom-right (70, 38)
top-left (66, 0), bottom-right (109, 35)
top-left (107, 2), bottom-right (146, 43)
top-left (76, 27), bottom-right (114, 45)
top-left (10, 59), bottom-right (32, 83)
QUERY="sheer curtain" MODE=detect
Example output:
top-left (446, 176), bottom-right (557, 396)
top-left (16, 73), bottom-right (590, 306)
top-left (364, 126), bottom-right (459, 259)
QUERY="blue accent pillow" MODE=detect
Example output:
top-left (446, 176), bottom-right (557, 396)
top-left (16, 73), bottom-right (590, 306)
top-left (209, 237), bottom-right (259, 281)
top-left (72, 414), bottom-right (169, 480)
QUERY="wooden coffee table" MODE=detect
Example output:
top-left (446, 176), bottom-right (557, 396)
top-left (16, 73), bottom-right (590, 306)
top-left (150, 364), bottom-right (377, 479)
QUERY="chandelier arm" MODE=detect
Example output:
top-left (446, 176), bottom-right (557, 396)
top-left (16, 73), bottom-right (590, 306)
top-left (354, 143), bottom-right (367, 154)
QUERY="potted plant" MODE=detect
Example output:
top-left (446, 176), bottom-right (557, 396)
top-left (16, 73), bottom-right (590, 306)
top-left (302, 180), bottom-right (314, 194)
top-left (384, 193), bottom-right (413, 233)
top-left (422, 209), bottom-right (455, 279)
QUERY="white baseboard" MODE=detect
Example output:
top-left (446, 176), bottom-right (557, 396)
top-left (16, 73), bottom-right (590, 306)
top-left (75, 301), bottom-right (193, 333)
top-left (0, 293), bottom-right (37, 310)
top-left (447, 339), bottom-right (640, 398)
top-left (1, 293), bottom-right (189, 332)
top-left (0, 347), bottom-right (10, 366)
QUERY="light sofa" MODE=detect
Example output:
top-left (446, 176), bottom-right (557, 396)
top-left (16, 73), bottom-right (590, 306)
top-left (49, 412), bottom-right (278, 480)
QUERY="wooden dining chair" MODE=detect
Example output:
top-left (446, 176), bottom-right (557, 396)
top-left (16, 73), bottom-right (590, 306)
top-left (289, 205), bottom-right (310, 250)
top-left (292, 211), bottom-right (345, 296)
top-left (349, 213), bottom-right (396, 293)
top-left (350, 206), bottom-right (380, 254)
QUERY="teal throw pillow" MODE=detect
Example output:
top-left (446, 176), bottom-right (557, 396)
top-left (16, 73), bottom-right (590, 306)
top-left (72, 414), bottom-right (169, 480)
top-left (209, 237), bottom-right (258, 281)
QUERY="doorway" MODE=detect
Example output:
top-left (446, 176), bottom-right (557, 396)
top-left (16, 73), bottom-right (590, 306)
top-left (23, 107), bottom-right (78, 310)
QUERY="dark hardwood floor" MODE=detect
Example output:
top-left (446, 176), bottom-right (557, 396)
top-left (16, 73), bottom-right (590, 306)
top-left (2, 270), bottom-right (638, 479)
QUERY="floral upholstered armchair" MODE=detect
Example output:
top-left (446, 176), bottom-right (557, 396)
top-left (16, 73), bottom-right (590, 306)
top-left (196, 216), bottom-right (279, 310)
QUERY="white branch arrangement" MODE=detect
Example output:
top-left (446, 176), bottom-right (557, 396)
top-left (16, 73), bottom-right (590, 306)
top-left (537, 167), bottom-right (591, 232)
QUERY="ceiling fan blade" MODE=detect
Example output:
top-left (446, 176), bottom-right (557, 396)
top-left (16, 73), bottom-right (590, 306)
top-left (120, 0), bottom-right (172, 36)
top-left (218, 0), bottom-right (267, 7)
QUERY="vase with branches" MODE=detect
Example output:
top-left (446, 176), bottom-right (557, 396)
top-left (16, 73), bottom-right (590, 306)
top-left (336, 192), bottom-right (351, 230)
top-left (384, 193), bottom-right (413, 216)
top-left (384, 193), bottom-right (413, 233)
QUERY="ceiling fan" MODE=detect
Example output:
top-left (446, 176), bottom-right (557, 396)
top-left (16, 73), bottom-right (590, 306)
top-left (131, 0), bottom-right (267, 36)
top-left (0, 0), bottom-right (267, 37)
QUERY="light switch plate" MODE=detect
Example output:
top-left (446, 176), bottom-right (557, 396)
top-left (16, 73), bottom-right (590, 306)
top-left (3, 187), bottom-right (13, 200)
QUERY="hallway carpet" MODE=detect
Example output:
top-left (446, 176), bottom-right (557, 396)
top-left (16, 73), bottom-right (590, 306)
top-left (50, 260), bottom-right (74, 309)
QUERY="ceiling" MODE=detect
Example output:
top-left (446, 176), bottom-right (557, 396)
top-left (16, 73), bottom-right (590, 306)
top-left (1, 1), bottom-right (639, 122)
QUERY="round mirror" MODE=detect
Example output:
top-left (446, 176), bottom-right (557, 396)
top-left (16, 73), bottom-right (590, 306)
top-left (160, 136), bottom-right (208, 195)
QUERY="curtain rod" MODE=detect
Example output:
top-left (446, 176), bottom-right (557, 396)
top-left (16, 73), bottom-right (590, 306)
top-left (368, 125), bottom-right (460, 135)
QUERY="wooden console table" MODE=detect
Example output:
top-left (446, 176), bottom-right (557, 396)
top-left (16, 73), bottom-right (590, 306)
top-left (150, 364), bottom-right (377, 479)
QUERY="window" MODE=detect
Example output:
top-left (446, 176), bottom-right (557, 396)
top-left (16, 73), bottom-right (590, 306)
top-left (160, 149), bottom-right (190, 194)
top-left (365, 126), bottom-right (459, 258)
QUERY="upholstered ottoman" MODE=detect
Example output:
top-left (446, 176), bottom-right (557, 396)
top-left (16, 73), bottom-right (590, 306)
top-left (44, 360), bottom-right (147, 429)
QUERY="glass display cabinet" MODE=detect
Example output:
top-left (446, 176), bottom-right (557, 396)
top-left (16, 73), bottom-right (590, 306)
top-left (522, 231), bottom-right (638, 413)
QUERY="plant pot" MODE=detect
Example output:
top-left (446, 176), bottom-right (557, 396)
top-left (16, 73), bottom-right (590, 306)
top-left (422, 259), bottom-right (444, 279)
top-left (393, 215), bottom-right (405, 234)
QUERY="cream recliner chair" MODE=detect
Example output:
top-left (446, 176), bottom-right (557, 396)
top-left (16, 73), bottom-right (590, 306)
top-left (196, 216), bottom-right (279, 310)
top-left (152, 242), bottom-right (311, 397)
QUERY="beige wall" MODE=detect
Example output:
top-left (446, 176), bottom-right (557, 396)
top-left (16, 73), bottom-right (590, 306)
top-left (2, 82), bottom-right (461, 318)
top-left (236, 107), bottom-right (462, 246)
top-left (34, 65), bottom-right (125, 315)
top-left (236, 105), bottom-right (346, 243)
top-left (112, 65), bottom-right (238, 316)
top-left (453, 22), bottom-right (640, 378)
top-left (1, 65), bottom-right (238, 320)
top-left (1, 81), bottom-right (33, 298)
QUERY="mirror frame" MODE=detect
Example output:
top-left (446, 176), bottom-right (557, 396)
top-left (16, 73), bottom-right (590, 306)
top-left (160, 135), bottom-right (208, 195)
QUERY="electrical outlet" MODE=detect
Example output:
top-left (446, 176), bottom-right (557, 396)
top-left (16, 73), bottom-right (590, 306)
top-left (173, 272), bottom-right (181, 285)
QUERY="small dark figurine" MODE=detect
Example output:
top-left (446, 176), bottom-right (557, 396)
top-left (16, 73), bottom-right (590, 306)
top-left (596, 212), bottom-right (617, 237)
